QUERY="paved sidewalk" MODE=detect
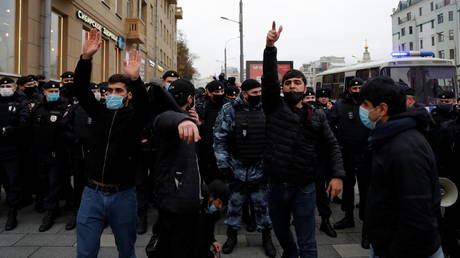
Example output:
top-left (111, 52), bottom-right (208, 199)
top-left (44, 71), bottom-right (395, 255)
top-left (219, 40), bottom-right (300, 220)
top-left (0, 192), bottom-right (369, 258)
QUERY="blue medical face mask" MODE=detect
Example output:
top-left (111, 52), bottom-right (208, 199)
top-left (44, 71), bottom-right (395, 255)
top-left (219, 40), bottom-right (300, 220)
top-left (359, 106), bottom-right (377, 130)
top-left (165, 83), bottom-right (171, 91)
top-left (208, 204), bottom-right (218, 213)
top-left (46, 93), bottom-right (60, 102)
top-left (106, 94), bottom-right (125, 110)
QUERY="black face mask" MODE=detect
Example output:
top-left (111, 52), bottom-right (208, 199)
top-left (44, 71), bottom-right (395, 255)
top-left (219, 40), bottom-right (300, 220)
top-left (283, 92), bottom-right (304, 107)
top-left (307, 101), bottom-right (316, 106)
top-left (212, 94), bottom-right (225, 105)
top-left (350, 92), bottom-right (361, 102)
top-left (247, 95), bottom-right (261, 106)
top-left (24, 87), bottom-right (36, 96)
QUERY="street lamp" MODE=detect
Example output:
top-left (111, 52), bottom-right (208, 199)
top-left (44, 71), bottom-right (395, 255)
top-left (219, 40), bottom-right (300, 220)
top-left (220, 0), bottom-right (244, 83)
top-left (224, 36), bottom-right (239, 76)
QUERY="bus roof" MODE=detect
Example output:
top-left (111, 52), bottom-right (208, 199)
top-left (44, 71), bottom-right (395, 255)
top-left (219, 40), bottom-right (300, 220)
top-left (316, 57), bottom-right (455, 76)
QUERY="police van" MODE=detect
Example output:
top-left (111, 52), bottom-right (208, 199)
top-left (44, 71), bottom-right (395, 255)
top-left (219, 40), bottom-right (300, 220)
top-left (314, 51), bottom-right (458, 105)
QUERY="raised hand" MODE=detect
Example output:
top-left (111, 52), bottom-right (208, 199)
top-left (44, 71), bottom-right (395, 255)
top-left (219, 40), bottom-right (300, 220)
top-left (82, 28), bottom-right (102, 60)
top-left (123, 49), bottom-right (141, 81)
top-left (266, 21), bottom-right (283, 47)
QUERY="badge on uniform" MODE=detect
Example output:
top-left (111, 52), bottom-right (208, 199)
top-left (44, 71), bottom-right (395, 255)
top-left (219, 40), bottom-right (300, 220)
top-left (50, 115), bottom-right (58, 122)
top-left (347, 111), bottom-right (354, 120)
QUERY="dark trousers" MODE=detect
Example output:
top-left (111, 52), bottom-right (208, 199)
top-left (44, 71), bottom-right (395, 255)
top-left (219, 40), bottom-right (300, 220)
top-left (341, 152), bottom-right (371, 220)
top-left (315, 175), bottom-right (331, 219)
top-left (135, 149), bottom-right (154, 211)
top-left (0, 157), bottom-right (22, 208)
top-left (157, 209), bottom-right (201, 258)
top-left (71, 144), bottom-right (88, 210)
top-left (269, 182), bottom-right (317, 258)
top-left (37, 152), bottom-right (61, 211)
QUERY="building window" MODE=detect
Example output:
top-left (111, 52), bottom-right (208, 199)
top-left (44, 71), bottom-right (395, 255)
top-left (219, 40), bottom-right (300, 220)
top-left (409, 42), bottom-right (414, 50)
top-left (438, 32), bottom-right (445, 42)
top-left (409, 26), bottom-right (413, 34)
top-left (450, 49), bottom-right (455, 60)
top-left (419, 24), bottom-right (423, 32)
top-left (402, 43), bottom-right (406, 51)
top-left (126, 0), bottom-right (132, 17)
top-left (398, 17), bottom-right (402, 24)
top-left (115, 47), bottom-right (121, 73)
top-left (439, 50), bottom-right (445, 59)
top-left (420, 39), bottom-right (424, 49)
top-left (116, 0), bottom-right (122, 16)
top-left (449, 11), bottom-right (454, 21)
top-left (407, 12), bottom-right (411, 21)
top-left (419, 7), bottom-right (423, 16)
top-left (438, 13), bottom-right (444, 24)
top-left (0, 0), bottom-right (19, 74)
top-left (449, 29), bottom-right (454, 40)
top-left (431, 20), bottom-right (435, 28)
top-left (431, 2), bottom-right (434, 11)
top-left (50, 12), bottom-right (63, 79)
top-left (401, 28), bottom-right (405, 36)
top-left (432, 36), bottom-right (435, 46)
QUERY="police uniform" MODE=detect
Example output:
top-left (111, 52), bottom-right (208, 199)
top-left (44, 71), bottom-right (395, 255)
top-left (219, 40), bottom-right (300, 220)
top-left (226, 85), bottom-right (240, 101)
top-left (60, 71), bottom-right (75, 100)
top-left (0, 78), bottom-right (30, 231)
top-left (32, 81), bottom-right (74, 232)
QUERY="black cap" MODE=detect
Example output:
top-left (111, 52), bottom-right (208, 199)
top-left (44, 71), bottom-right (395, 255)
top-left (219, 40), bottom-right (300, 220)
top-left (16, 76), bottom-right (35, 86)
top-left (42, 81), bottom-right (60, 90)
top-left (98, 82), bottom-right (108, 94)
top-left (89, 82), bottom-right (99, 90)
top-left (305, 87), bottom-right (315, 96)
top-left (0, 77), bottom-right (15, 85)
top-left (226, 85), bottom-right (240, 97)
top-left (227, 77), bottom-right (236, 86)
top-left (438, 91), bottom-right (455, 99)
top-left (162, 70), bottom-right (180, 80)
top-left (241, 79), bottom-right (261, 92)
top-left (317, 88), bottom-right (331, 98)
top-left (206, 81), bottom-right (224, 92)
top-left (208, 180), bottom-right (230, 205)
top-left (168, 79), bottom-right (195, 96)
top-left (37, 75), bottom-right (46, 80)
top-left (348, 77), bottom-right (364, 88)
top-left (60, 71), bottom-right (74, 79)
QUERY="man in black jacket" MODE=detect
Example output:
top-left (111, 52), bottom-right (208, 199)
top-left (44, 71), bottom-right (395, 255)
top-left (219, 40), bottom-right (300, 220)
top-left (74, 29), bottom-right (150, 258)
top-left (263, 22), bottom-right (344, 258)
top-left (360, 77), bottom-right (443, 258)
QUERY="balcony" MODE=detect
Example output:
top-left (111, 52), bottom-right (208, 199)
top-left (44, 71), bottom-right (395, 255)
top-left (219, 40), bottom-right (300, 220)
top-left (167, 0), bottom-right (177, 4)
top-left (175, 7), bottom-right (183, 20)
top-left (125, 18), bottom-right (145, 44)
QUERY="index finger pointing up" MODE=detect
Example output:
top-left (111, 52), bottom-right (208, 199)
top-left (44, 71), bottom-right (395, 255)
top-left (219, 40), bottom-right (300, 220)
top-left (272, 21), bottom-right (276, 31)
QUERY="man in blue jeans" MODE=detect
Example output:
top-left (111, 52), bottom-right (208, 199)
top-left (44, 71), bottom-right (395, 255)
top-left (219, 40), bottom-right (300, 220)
top-left (262, 22), bottom-right (345, 258)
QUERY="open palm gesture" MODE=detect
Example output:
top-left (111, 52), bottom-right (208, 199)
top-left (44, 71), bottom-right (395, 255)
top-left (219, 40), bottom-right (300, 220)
top-left (124, 49), bottom-right (141, 81)
top-left (82, 28), bottom-right (102, 60)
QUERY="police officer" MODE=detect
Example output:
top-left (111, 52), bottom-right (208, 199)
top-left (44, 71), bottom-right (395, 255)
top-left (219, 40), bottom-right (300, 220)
top-left (162, 70), bottom-right (180, 90)
top-left (16, 76), bottom-right (41, 109)
top-left (302, 87), bottom-right (316, 106)
top-left (0, 78), bottom-right (30, 231)
top-left (329, 77), bottom-right (371, 248)
top-left (316, 88), bottom-right (334, 113)
top-left (225, 85), bottom-right (240, 101)
top-left (60, 71), bottom-right (75, 100)
top-left (438, 91), bottom-right (456, 105)
top-left (32, 81), bottom-right (74, 232)
top-left (65, 83), bottom-right (100, 231)
top-left (196, 80), bottom-right (228, 183)
top-left (214, 79), bottom-right (276, 257)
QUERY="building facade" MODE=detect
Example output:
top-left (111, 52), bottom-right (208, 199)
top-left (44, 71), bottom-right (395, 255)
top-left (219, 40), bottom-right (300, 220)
top-left (299, 56), bottom-right (346, 88)
top-left (0, 0), bottom-right (183, 82)
top-left (392, 0), bottom-right (459, 75)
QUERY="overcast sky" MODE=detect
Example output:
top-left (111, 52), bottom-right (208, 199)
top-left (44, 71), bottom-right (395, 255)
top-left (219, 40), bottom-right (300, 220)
top-left (177, 0), bottom-right (401, 78)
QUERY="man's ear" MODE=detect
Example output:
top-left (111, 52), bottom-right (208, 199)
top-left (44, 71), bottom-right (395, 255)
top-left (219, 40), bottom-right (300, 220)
top-left (127, 92), bottom-right (133, 100)
top-left (379, 103), bottom-right (389, 117)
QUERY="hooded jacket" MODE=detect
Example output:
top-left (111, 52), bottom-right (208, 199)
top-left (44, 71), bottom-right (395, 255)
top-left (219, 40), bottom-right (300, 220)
top-left (366, 107), bottom-right (441, 258)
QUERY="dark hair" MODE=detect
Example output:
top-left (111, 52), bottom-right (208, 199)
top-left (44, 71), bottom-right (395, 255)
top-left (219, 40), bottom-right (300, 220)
top-left (360, 76), bottom-right (407, 116)
top-left (207, 180), bottom-right (230, 205)
top-left (108, 74), bottom-right (131, 90)
top-left (282, 69), bottom-right (307, 86)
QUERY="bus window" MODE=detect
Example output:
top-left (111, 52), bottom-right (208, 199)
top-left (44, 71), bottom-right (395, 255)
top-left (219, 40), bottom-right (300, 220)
top-left (316, 82), bottom-right (321, 90)
top-left (381, 66), bottom-right (457, 105)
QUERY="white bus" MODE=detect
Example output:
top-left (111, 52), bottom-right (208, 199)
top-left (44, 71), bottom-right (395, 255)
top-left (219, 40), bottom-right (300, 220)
top-left (314, 52), bottom-right (458, 105)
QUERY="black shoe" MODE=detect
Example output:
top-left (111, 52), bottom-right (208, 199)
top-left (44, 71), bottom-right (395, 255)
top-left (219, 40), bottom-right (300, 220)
top-left (5, 208), bottom-right (18, 231)
top-left (320, 217), bottom-right (337, 238)
top-left (222, 227), bottom-right (238, 254)
top-left (361, 236), bottom-right (370, 249)
top-left (137, 209), bottom-right (148, 235)
top-left (333, 216), bottom-right (355, 230)
top-left (262, 229), bottom-right (277, 258)
top-left (65, 213), bottom-right (76, 230)
top-left (39, 210), bottom-right (56, 232)
top-left (146, 233), bottom-right (160, 257)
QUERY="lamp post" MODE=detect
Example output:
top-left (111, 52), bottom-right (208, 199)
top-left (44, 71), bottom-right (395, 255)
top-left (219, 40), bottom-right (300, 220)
top-left (221, 0), bottom-right (244, 83)
top-left (224, 37), bottom-right (239, 76)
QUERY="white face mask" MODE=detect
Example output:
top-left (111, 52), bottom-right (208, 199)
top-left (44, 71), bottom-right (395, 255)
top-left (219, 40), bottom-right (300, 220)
top-left (94, 92), bottom-right (101, 101)
top-left (0, 88), bottom-right (14, 97)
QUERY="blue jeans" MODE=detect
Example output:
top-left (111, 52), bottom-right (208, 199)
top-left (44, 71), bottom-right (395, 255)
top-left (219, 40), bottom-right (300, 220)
top-left (268, 182), bottom-right (317, 258)
top-left (370, 246), bottom-right (444, 258)
top-left (77, 187), bottom-right (138, 258)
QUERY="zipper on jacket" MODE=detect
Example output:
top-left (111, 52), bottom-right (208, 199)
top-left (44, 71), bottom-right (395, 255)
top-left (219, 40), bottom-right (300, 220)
top-left (101, 110), bottom-right (117, 184)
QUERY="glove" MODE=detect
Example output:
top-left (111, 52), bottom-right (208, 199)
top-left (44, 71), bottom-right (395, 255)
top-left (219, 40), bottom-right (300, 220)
top-left (219, 168), bottom-right (234, 181)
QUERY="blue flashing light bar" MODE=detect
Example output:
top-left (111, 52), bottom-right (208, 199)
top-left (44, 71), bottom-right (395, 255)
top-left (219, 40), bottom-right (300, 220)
top-left (391, 51), bottom-right (435, 58)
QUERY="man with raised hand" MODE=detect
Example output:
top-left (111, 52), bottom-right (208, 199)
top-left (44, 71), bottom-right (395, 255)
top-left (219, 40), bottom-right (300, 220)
top-left (262, 22), bottom-right (345, 258)
top-left (74, 28), bottom-right (150, 258)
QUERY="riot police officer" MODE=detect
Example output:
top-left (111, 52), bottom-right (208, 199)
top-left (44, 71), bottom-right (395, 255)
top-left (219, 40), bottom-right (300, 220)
top-left (60, 71), bottom-right (75, 100)
top-left (316, 88), bottom-right (334, 113)
top-left (31, 81), bottom-right (74, 232)
top-left (225, 85), bottom-right (240, 101)
top-left (0, 77), bottom-right (30, 231)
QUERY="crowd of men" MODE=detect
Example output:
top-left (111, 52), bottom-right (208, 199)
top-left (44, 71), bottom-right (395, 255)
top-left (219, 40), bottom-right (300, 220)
top-left (1, 23), bottom-right (460, 258)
